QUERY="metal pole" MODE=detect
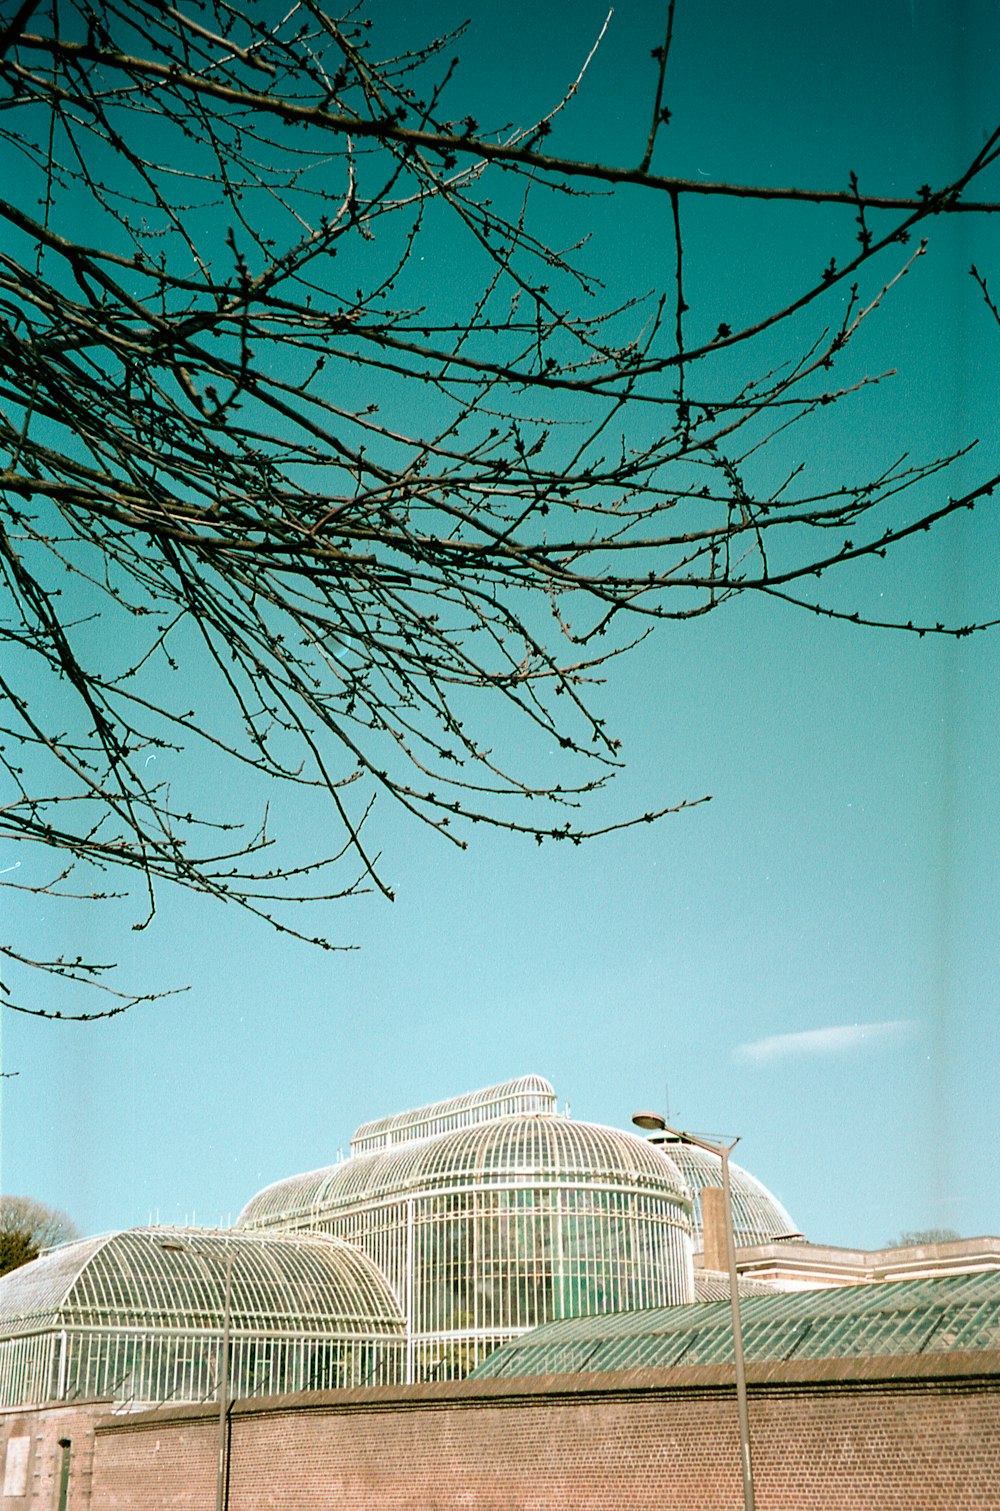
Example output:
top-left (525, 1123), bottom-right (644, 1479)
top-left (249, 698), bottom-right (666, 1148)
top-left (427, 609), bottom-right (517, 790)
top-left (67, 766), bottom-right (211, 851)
top-left (632, 1113), bottom-right (756, 1511)
top-left (720, 1146), bottom-right (755, 1511)
top-left (216, 1250), bottom-right (233, 1511)
top-left (157, 1235), bottom-right (235, 1509)
top-left (405, 1197), bottom-right (415, 1385)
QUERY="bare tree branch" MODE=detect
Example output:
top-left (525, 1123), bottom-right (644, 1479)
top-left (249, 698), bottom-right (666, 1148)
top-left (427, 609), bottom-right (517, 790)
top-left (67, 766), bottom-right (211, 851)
top-left (0, 1), bottom-right (996, 1016)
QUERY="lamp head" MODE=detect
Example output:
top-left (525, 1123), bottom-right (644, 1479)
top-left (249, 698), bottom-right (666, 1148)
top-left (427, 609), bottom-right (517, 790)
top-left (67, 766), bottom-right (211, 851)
top-left (631, 1111), bottom-right (667, 1132)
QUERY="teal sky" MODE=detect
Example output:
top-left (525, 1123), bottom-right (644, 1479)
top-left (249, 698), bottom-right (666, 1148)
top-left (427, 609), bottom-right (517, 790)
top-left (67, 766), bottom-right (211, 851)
top-left (4, 0), bottom-right (999, 1251)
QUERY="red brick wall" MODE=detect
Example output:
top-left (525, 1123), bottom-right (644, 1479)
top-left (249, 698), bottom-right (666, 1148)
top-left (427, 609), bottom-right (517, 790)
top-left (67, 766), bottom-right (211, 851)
top-left (90, 1354), bottom-right (1000, 1511)
top-left (0, 1400), bottom-right (105, 1511)
top-left (89, 1413), bottom-right (218, 1511)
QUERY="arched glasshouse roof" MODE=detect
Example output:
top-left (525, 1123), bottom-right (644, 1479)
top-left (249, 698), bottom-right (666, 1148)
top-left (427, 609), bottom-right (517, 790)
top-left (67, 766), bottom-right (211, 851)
top-left (649, 1141), bottom-right (802, 1247)
top-left (351, 1075), bottom-right (557, 1154)
top-left (471, 1271), bottom-right (1000, 1379)
top-left (0, 1227), bottom-right (404, 1340)
top-left (239, 1116), bottom-right (692, 1230)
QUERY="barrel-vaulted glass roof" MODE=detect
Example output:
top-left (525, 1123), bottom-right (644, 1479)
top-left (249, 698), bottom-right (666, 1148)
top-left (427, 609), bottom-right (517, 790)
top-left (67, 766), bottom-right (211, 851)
top-left (471, 1271), bottom-right (1000, 1378)
top-left (0, 1227), bottom-right (404, 1339)
top-left (351, 1075), bottom-right (557, 1154)
top-left (647, 1140), bottom-right (802, 1248)
top-left (239, 1115), bottom-right (692, 1230)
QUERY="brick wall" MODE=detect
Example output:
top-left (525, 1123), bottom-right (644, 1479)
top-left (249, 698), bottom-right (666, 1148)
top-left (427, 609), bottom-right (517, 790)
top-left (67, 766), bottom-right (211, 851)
top-left (0, 1400), bottom-right (106, 1511)
top-left (89, 1352), bottom-right (1000, 1510)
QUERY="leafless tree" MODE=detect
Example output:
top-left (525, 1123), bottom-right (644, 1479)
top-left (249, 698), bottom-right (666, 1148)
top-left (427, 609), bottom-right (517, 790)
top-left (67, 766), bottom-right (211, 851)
top-left (0, 1194), bottom-right (79, 1273)
top-left (0, 1), bottom-right (997, 1017)
top-left (894, 1228), bottom-right (961, 1248)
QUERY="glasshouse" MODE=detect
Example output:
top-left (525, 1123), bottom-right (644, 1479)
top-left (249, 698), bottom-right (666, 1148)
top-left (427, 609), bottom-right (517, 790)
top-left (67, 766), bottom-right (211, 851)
top-left (0, 1075), bottom-right (809, 1405)
top-left (471, 1270), bottom-right (1000, 1379)
top-left (653, 1139), bottom-right (803, 1249)
top-left (238, 1076), bottom-right (697, 1380)
top-left (0, 1227), bottom-right (405, 1408)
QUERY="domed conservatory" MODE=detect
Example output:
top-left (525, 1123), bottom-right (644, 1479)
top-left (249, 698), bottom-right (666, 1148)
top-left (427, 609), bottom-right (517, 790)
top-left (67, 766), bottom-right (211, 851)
top-left (237, 1076), bottom-right (697, 1381)
top-left (0, 1075), bottom-right (805, 1404)
top-left (655, 1140), bottom-right (802, 1250)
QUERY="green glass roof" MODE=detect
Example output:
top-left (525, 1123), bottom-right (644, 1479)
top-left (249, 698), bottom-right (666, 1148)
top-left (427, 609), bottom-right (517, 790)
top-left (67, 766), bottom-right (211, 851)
top-left (470, 1271), bottom-right (1000, 1379)
top-left (694, 1271), bottom-right (783, 1301)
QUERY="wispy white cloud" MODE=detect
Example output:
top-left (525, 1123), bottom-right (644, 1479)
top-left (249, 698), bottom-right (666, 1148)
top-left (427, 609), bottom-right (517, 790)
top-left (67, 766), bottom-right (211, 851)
top-left (736, 1020), bottom-right (914, 1064)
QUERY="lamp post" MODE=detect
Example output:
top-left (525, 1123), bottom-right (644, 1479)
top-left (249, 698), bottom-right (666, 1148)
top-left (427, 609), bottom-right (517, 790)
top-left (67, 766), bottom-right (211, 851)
top-left (632, 1112), bottom-right (756, 1511)
top-left (159, 1237), bottom-right (234, 1511)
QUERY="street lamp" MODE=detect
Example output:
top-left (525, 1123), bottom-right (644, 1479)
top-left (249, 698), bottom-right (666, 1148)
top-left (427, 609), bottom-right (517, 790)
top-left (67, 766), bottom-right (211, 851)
top-left (632, 1112), bottom-right (756, 1511)
top-left (159, 1237), bottom-right (234, 1511)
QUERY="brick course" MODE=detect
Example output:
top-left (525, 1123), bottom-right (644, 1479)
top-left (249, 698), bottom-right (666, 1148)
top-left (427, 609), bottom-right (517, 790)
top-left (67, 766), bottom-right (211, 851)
top-left (88, 1352), bottom-right (1000, 1510)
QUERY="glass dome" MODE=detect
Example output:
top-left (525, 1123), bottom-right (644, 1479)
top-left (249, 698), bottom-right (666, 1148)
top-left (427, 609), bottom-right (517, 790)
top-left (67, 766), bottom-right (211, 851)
top-left (240, 1112), bottom-right (693, 1228)
top-left (0, 1227), bottom-right (404, 1408)
top-left (239, 1100), bottom-right (695, 1381)
top-left (649, 1140), bottom-right (802, 1248)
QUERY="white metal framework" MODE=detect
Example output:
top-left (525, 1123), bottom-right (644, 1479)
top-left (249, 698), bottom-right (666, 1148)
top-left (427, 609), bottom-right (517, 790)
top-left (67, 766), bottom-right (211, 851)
top-left (0, 1228), bottom-right (405, 1409)
top-left (0, 1079), bottom-right (805, 1407)
top-left (351, 1074), bottom-right (558, 1154)
top-left (656, 1142), bottom-right (802, 1249)
top-left (239, 1080), bottom-right (696, 1381)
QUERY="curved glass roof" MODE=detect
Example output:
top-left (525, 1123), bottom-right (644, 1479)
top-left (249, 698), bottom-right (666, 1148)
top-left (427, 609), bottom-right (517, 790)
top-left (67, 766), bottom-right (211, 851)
top-left (0, 1235), bottom-right (112, 1332)
top-left (472, 1271), bottom-right (1000, 1378)
top-left (0, 1227), bottom-right (404, 1339)
top-left (239, 1116), bottom-right (692, 1229)
top-left (649, 1141), bottom-right (802, 1247)
top-left (351, 1075), bottom-right (557, 1154)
